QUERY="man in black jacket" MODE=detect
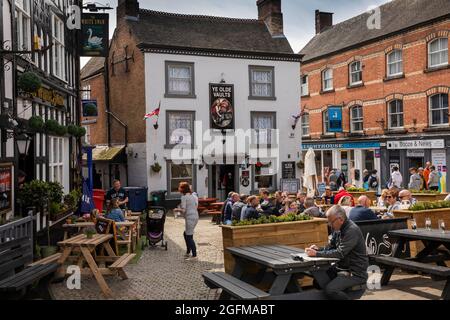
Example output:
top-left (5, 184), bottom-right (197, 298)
top-left (306, 205), bottom-right (369, 300)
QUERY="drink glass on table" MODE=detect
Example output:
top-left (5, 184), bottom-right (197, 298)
top-left (425, 217), bottom-right (432, 231)
top-left (411, 218), bottom-right (417, 232)
top-left (439, 219), bottom-right (446, 233)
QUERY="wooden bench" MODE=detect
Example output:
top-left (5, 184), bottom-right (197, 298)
top-left (205, 211), bottom-right (222, 224)
top-left (203, 272), bottom-right (270, 300)
top-left (0, 215), bottom-right (60, 300)
top-left (108, 253), bottom-right (136, 280)
top-left (373, 255), bottom-right (450, 300)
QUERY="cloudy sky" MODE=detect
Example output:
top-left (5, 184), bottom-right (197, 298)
top-left (81, 0), bottom-right (391, 66)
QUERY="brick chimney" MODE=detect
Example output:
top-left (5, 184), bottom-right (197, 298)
top-left (315, 10), bottom-right (333, 34)
top-left (257, 0), bottom-right (284, 37)
top-left (117, 0), bottom-right (140, 22)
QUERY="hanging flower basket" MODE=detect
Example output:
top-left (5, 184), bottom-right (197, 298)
top-left (18, 71), bottom-right (42, 93)
top-left (28, 116), bottom-right (45, 132)
top-left (297, 160), bottom-right (304, 170)
top-left (151, 162), bottom-right (162, 173)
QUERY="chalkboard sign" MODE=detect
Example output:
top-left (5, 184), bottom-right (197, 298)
top-left (95, 217), bottom-right (112, 234)
top-left (280, 179), bottom-right (300, 194)
top-left (317, 183), bottom-right (327, 196)
top-left (356, 218), bottom-right (410, 257)
top-left (282, 162), bottom-right (296, 179)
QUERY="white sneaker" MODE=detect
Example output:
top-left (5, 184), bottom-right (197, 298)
top-left (185, 256), bottom-right (198, 261)
top-left (184, 253), bottom-right (191, 258)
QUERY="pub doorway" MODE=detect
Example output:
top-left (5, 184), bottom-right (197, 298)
top-left (210, 165), bottom-right (237, 201)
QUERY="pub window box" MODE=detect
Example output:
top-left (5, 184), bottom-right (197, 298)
top-left (383, 74), bottom-right (405, 82)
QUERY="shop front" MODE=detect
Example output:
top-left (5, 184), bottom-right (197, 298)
top-left (301, 141), bottom-right (382, 189)
top-left (382, 138), bottom-right (449, 192)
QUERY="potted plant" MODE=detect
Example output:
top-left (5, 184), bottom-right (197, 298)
top-left (18, 71), bottom-right (42, 93)
top-left (151, 162), bottom-right (162, 173)
top-left (67, 124), bottom-right (78, 136)
top-left (44, 119), bottom-right (60, 135)
top-left (28, 115), bottom-right (45, 132)
top-left (84, 227), bottom-right (96, 239)
top-left (345, 186), bottom-right (377, 202)
top-left (408, 189), bottom-right (448, 202)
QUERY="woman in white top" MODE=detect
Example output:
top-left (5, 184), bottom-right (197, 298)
top-left (338, 196), bottom-right (353, 218)
top-left (174, 182), bottom-right (199, 261)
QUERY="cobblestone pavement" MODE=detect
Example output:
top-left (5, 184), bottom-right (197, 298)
top-left (51, 214), bottom-right (446, 300)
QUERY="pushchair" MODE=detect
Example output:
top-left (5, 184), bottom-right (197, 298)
top-left (145, 206), bottom-right (168, 250)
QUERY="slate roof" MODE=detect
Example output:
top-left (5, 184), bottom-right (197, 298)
top-left (80, 57), bottom-right (105, 80)
top-left (130, 9), bottom-right (295, 56)
top-left (300, 0), bottom-right (450, 63)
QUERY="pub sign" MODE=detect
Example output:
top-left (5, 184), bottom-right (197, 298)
top-left (210, 84), bottom-right (234, 130)
top-left (80, 13), bottom-right (109, 57)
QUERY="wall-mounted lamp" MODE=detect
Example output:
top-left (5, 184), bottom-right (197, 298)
top-left (220, 73), bottom-right (226, 83)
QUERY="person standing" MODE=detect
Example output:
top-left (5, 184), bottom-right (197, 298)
top-left (389, 167), bottom-right (403, 189)
top-left (362, 170), bottom-right (370, 191)
top-left (105, 179), bottom-right (129, 209)
top-left (428, 166), bottom-right (440, 191)
top-left (329, 170), bottom-right (339, 191)
top-left (408, 167), bottom-right (422, 191)
top-left (368, 170), bottom-right (379, 192)
top-left (174, 182), bottom-right (199, 261)
top-left (417, 167), bottom-right (426, 190)
top-left (423, 162), bottom-right (432, 190)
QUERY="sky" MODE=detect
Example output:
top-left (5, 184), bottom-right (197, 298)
top-left (80, 0), bottom-right (392, 67)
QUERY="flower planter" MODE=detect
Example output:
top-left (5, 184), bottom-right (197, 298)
top-left (221, 218), bottom-right (328, 275)
top-left (411, 193), bottom-right (448, 202)
top-left (347, 191), bottom-right (377, 202)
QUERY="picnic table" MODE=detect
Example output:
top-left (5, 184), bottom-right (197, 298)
top-left (198, 198), bottom-right (218, 212)
top-left (373, 228), bottom-right (450, 300)
top-left (203, 245), bottom-right (339, 300)
top-left (369, 207), bottom-right (387, 213)
top-left (206, 202), bottom-right (224, 224)
top-left (56, 234), bottom-right (135, 298)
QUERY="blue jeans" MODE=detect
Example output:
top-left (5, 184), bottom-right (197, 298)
top-left (183, 232), bottom-right (197, 257)
top-left (224, 220), bottom-right (232, 225)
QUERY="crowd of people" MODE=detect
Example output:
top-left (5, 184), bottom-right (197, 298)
top-left (385, 162), bottom-right (442, 191)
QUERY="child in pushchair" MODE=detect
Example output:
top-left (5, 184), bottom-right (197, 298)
top-left (145, 207), bottom-right (168, 250)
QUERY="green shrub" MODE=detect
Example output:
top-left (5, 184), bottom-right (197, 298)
top-left (77, 126), bottom-right (87, 137)
top-left (18, 71), bottom-right (42, 93)
top-left (232, 213), bottom-right (312, 227)
top-left (49, 202), bottom-right (63, 218)
top-left (17, 180), bottom-right (51, 209)
top-left (67, 124), bottom-right (78, 136)
top-left (346, 186), bottom-right (366, 192)
top-left (47, 181), bottom-right (64, 204)
top-left (44, 119), bottom-right (60, 134)
top-left (409, 200), bottom-right (450, 211)
top-left (28, 116), bottom-right (45, 132)
top-left (409, 189), bottom-right (441, 195)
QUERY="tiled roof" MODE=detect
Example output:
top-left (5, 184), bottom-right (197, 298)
top-left (80, 57), bottom-right (105, 80)
top-left (300, 0), bottom-right (450, 63)
top-left (130, 9), bottom-right (294, 55)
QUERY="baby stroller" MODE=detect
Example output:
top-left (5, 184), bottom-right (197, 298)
top-left (145, 206), bottom-right (168, 250)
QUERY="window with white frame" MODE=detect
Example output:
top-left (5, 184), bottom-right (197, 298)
top-left (251, 112), bottom-right (276, 146)
top-left (323, 111), bottom-right (330, 133)
top-left (388, 100), bottom-right (404, 128)
top-left (322, 68), bottom-right (333, 91)
top-left (15, 0), bottom-right (31, 51)
top-left (166, 111), bottom-right (194, 146)
top-left (249, 66), bottom-right (275, 99)
top-left (387, 50), bottom-right (403, 76)
top-left (301, 113), bottom-right (310, 136)
top-left (350, 106), bottom-right (363, 132)
top-left (349, 61), bottom-right (362, 85)
top-left (301, 75), bottom-right (309, 96)
top-left (254, 162), bottom-right (276, 191)
top-left (168, 163), bottom-right (194, 197)
top-left (165, 62), bottom-right (195, 97)
top-left (428, 38), bottom-right (448, 68)
top-left (52, 14), bottom-right (66, 80)
top-left (49, 137), bottom-right (65, 186)
top-left (429, 94), bottom-right (449, 126)
top-left (81, 85), bottom-right (91, 100)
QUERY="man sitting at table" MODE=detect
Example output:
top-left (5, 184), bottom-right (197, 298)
top-left (349, 196), bottom-right (378, 222)
top-left (321, 186), bottom-right (335, 204)
top-left (306, 205), bottom-right (369, 300)
top-left (303, 197), bottom-right (323, 218)
top-left (398, 189), bottom-right (417, 207)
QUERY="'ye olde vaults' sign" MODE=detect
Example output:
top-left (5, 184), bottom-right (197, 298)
top-left (210, 84), bottom-right (234, 130)
top-left (80, 13), bottom-right (109, 57)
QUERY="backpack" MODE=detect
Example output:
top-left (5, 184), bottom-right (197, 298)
top-left (369, 176), bottom-right (378, 189)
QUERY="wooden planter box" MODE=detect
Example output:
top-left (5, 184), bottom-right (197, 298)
top-left (411, 193), bottom-right (448, 202)
top-left (348, 191), bottom-right (377, 202)
top-left (221, 218), bottom-right (328, 274)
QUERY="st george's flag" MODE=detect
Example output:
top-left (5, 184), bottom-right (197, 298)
top-left (144, 101), bottom-right (161, 120)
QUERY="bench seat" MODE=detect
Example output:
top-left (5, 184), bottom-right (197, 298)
top-left (203, 272), bottom-right (270, 300)
top-left (0, 263), bottom-right (59, 292)
top-left (373, 256), bottom-right (450, 278)
top-left (109, 253), bottom-right (136, 269)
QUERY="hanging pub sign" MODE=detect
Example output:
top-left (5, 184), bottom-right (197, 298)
top-left (327, 106), bottom-right (343, 132)
top-left (82, 100), bottom-right (99, 117)
top-left (210, 83), bottom-right (234, 130)
top-left (80, 13), bottom-right (109, 57)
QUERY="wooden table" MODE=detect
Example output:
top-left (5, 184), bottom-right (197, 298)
top-left (56, 234), bottom-right (125, 298)
top-left (369, 207), bottom-right (387, 213)
top-left (62, 222), bottom-right (95, 240)
top-left (380, 229), bottom-right (450, 299)
top-left (227, 245), bottom-right (338, 298)
top-left (198, 198), bottom-right (219, 212)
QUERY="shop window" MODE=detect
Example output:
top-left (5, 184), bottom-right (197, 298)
top-left (428, 38), bottom-right (448, 68)
top-left (52, 14), bottom-right (66, 80)
top-left (388, 100), bottom-right (404, 128)
top-left (301, 113), bottom-right (310, 137)
top-left (429, 94), bottom-right (449, 126)
top-left (165, 61), bottom-right (195, 98)
top-left (387, 50), bottom-right (403, 77)
top-left (167, 162), bottom-right (194, 198)
top-left (350, 106), bottom-right (363, 132)
top-left (322, 68), bottom-right (333, 91)
top-left (363, 150), bottom-right (375, 172)
top-left (166, 111), bottom-right (195, 147)
top-left (349, 61), bottom-right (362, 85)
top-left (301, 75), bottom-right (309, 96)
top-left (249, 66), bottom-right (275, 99)
top-left (251, 112), bottom-right (276, 146)
top-left (253, 163), bottom-right (276, 191)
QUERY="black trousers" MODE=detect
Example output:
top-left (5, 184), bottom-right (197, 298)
top-left (311, 267), bottom-right (367, 300)
top-left (183, 232), bottom-right (197, 257)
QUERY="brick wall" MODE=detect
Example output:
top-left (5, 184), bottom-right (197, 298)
top-left (301, 19), bottom-right (450, 140)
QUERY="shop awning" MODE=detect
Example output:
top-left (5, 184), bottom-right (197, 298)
top-left (83, 145), bottom-right (126, 162)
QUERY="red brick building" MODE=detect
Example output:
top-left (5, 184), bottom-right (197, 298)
top-left (299, 0), bottom-right (450, 190)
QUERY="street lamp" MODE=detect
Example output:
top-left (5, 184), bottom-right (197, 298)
top-left (16, 133), bottom-right (31, 157)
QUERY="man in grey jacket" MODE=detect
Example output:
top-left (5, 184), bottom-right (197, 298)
top-left (306, 205), bottom-right (369, 300)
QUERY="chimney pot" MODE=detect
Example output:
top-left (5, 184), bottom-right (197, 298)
top-left (315, 10), bottom-right (333, 34)
top-left (257, 0), bottom-right (284, 36)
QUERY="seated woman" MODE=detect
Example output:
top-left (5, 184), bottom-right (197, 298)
top-left (106, 198), bottom-right (125, 222)
top-left (338, 196), bottom-right (353, 218)
top-left (383, 191), bottom-right (401, 219)
top-left (377, 189), bottom-right (389, 208)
